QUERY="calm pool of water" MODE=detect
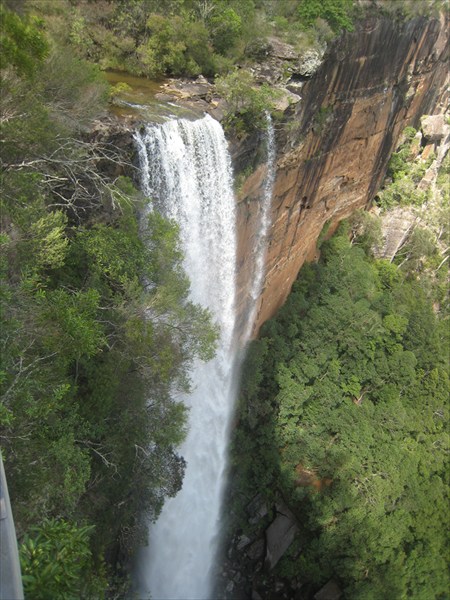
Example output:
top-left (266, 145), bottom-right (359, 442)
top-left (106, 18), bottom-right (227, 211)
top-left (104, 71), bottom-right (204, 122)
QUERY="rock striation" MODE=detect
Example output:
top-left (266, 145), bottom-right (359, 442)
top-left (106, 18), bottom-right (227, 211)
top-left (234, 14), bottom-right (449, 338)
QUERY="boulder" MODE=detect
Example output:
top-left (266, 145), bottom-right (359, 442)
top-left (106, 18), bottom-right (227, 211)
top-left (246, 493), bottom-right (269, 524)
top-left (236, 534), bottom-right (251, 551)
top-left (297, 49), bottom-right (325, 77)
top-left (226, 580), bottom-right (235, 594)
top-left (162, 78), bottom-right (212, 101)
top-left (154, 92), bottom-right (178, 103)
top-left (267, 37), bottom-right (298, 60)
top-left (421, 114), bottom-right (446, 144)
top-left (314, 579), bottom-right (342, 600)
top-left (264, 504), bottom-right (298, 570)
top-left (195, 75), bottom-right (208, 84)
top-left (207, 97), bottom-right (227, 123)
top-left (245, 539), bottom-right (265, 561)
top-left (374, 206), bottom-right (417, 261)
top-left (274, 89), bottom-right (301, 112)
top-left (175, 82), bottom-right (211, 99)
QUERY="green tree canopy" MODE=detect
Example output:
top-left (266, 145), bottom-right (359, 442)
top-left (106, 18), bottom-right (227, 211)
top-left (230, 223), bottom-right (449, 598)
top-left (0, 2), bottom-right (48, 76)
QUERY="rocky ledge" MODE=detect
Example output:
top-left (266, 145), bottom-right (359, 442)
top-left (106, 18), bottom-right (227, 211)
top-left (150, 35), bottom-right (324, 120)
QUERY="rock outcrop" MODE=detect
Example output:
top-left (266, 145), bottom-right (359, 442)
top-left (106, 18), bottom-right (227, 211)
top-left (421, 113), bottom-right (447, 144)
top-left (374, 111), bottom-right (449, 264)
top-left (234, 14), bottom-right (449, 338)
top-left (314, 580), bottom-right (343, 600)
top-left (375, 206), bottom-right (417, 261)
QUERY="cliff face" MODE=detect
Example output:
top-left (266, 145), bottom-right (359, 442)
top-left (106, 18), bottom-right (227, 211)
top-left (235, 14), bottom-right (448, 338)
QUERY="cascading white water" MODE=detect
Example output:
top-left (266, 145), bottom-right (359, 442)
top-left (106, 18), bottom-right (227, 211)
top-left (133, 112), bottom-right (276, 599)
top-left (243, 113), bottom-right (276, 340)
top-left (133, 114), bottom-right (238, 600)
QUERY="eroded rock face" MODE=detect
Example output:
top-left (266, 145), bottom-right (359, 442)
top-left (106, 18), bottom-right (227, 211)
top-left (234, 14), bottom-right (449, 338)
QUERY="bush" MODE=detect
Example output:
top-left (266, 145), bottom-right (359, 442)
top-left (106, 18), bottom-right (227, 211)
top-left (20, 519), bottom-right (106, 600)
top-left (297, 0), bottom-right (355, 32)
top-left (215, 69), bottom-right (280, 134)
top-left (136, 13), bottom-right (219, 78)
top-left (376, 127), bottom-right (435, 211)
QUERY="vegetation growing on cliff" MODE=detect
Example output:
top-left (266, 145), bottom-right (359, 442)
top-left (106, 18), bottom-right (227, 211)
top-left (374, 126), bottom-right (449, 307)
top-left (376, 127), bottom-right (433, 211)
top-left (0, 3), bottom-right (216, 596)
top-left (215, 69), bottom-right (280, 135)
top-left (231, 223), bottom-right (449, 598)
top-left (380, 0), bottom-right (446, 20)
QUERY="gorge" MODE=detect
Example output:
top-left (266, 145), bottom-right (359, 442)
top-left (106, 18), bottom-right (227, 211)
top-left (1, 2), bottom-right (448, 599)
top-left (125, 13), bottom-right (449, 596)
top-left (103, 11), bottom-right (449, 597)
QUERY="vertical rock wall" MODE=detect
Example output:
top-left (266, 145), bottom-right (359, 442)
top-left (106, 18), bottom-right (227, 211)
top-left (234, 14), bottom-right (449, 338)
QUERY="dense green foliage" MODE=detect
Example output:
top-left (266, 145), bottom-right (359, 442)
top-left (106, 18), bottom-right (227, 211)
top-left (19, 519), bottom-right (105, 600)
top-left (232, 224), bottom-right (449, 598)
top-left (215, 69), bottom-right (280, 135)
top-left (1, 3), bottom-right (216, 596)
top-left (22, 0), bottom-right (358, 134)
top-left (376, 127), bottom-right (434, 211)
top-left (0, 2), bottom-right (48, 75)
top-left (297, 0), bottom-right (354, 32)
top-left (27, 0), bottom-right (359, 80)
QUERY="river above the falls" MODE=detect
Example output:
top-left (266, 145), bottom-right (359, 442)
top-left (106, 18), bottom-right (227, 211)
top-left (104, 70), bottom-right (204, 122)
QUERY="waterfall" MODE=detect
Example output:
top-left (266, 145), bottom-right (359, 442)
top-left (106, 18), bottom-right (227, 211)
top-left (244, 113), bottom-right (276, 340)
top-left (133, 114), bottom-right (237, 600)
top-left (133, 112), bottom-right (276, 599)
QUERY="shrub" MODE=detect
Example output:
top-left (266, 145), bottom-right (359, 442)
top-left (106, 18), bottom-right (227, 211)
top-left (20, 519), bottom-right (106, 600)
top-left (215, 69), bottom-right (280, 134)
top-left (136, 13), bottom-right (218, 78)
top-left (297, 0), bottom-right (355, 32)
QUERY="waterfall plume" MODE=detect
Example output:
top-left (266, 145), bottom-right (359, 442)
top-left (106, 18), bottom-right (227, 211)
top-left (244, 113), bottom-right (276, 340)
top-left (134, 115), bottom-right (237, 599)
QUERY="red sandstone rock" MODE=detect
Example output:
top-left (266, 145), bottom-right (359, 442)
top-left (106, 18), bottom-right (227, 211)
top-left (234, 15), bottom-right (449, 337)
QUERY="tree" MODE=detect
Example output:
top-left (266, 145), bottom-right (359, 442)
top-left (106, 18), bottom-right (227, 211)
top-left (207, 5), bottom-right (241, 54)
top-left (19, 519), bottom-right (106, 600)
top-left (0, 2), bottom-right (48, 76)
top-left (228, 225), bottom-right (449, 597)
top-left (136, 12), bottom-right (217, 77)
top-left (349, 209), bottom-right (382, 255)
top-left (297, 0), bottom-right (355, 32)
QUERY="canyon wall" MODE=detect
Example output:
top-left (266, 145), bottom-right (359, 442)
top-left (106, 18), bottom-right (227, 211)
top-left (234, 14), bottom-right (448, 338)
